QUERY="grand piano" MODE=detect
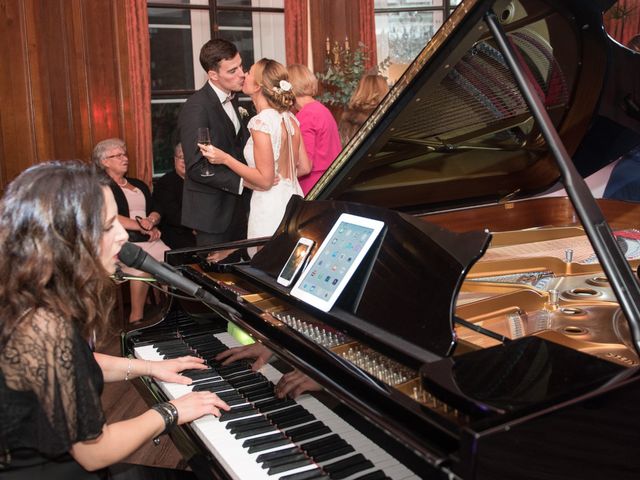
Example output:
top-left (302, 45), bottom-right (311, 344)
top-left (124, 0), bottom-right (640, 478)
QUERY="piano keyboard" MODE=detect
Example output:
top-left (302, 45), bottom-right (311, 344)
top-left (134, 331), bottom-right (419, 480)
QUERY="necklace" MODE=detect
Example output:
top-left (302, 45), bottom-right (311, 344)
top-left (117, 178), bottom-right (128, 188)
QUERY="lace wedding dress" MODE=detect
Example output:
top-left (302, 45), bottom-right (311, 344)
top-left (244, 108), bottom-right (303, 239)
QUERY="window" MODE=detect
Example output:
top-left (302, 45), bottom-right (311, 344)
top-left (374, 0), bottom-right (460, 81)
top-left (148, 0), bottom-right (285, 175)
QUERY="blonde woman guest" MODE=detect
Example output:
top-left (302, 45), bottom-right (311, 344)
top-left (92, 138), bottom-right (169, 323)
top-left (200, 58), bottom-right (311, 239)
top-left (288, 64), bottom-right (342, 195)
top-left (339, 74), bottom-right (390, 146)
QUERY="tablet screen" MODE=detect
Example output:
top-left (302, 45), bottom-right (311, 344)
top-left (291, 213), bottom-right (385, 312)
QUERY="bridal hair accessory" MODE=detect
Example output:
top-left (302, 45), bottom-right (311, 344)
top-left (273, 80), bottom-right (292, 94)
top-left (238, 106), bottom-right (249, 119)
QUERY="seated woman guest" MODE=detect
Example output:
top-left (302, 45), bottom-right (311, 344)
top-left (93, 138), bottom-right (169, 323)
top-left (339, 74), bottom-right (390, 146)
top-left (0, 161), bottom-right (228, 479)
top-left (288, 64), bottom-right (342, 195)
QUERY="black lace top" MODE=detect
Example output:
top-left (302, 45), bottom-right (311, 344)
top-left (0, 310), bottom-right (105, 469)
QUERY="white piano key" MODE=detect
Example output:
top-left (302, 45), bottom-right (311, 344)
top-left (134, 332), bottom-right (419, 480)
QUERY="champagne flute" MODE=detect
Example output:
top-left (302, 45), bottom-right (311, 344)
top-left (197, 127), bottom-right (214, 177)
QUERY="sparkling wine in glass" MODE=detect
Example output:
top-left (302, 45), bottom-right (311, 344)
top-left (197, 127), bottom-right (214, 177)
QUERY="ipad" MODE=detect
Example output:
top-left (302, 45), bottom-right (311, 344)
top-left (291, 213), bottom-right (385, 312)
top-left (277, 237), bottom-right (315, 287)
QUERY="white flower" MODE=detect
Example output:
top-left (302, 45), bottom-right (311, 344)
top-left (279, 80), bottom-right (292, 92)
top-left (238, 106), bottom-right (249, 119)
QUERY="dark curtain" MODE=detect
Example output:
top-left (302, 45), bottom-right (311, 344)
top-left (285, 0), bottom-right (308, 66)
top-left (122, 0), bottom-right (153, 184)
top-left (358, 0), bottom-right (377, 69)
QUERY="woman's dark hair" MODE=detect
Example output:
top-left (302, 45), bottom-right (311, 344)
top-left (0, 161), bottom-right (115, 347)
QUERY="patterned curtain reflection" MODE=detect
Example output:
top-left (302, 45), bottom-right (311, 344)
top-left (605, 0), bottom-right (640, 48)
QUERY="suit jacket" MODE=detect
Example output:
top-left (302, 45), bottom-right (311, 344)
top-left (152, 170), bottom-right (196, 249)
top-left (178, 83), bottom-right (251, 236)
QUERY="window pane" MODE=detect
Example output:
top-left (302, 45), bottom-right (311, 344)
top-left (374, 0), bottom-right (443, 7)
top-left (150, 8), bottom-right (210, 90)
top-left (376, 10), bottom-right (443, 64)
top-left (219, 11), bottom-right (285, 67)
top-left (151, 100), bottom-right (185, 176)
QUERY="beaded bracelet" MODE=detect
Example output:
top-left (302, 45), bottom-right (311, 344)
top-left (124, 358), bottom-right (133, 381)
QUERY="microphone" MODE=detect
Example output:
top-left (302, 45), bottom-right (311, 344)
top-left (118, 243), bottom-right (238, 316)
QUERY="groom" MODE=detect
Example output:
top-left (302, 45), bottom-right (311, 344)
top-left (178, 39), bottom-right (252, 246)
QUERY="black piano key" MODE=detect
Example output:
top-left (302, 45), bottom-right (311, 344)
top-left (182, 370), bottom-right (220, 381)
top-left (256, 446), bottom-right (299, 463)
top-left (247, 437), bottom-right (292, 454)
top-left (257, 398), bottom-right (296, 413)
top-left (215, 391), bottom-right (243, 401)
top-left (225, 397), bottom-right (249, 406)
top-left (261, 452), bottom-right (308, 470)
top-left (267, 458), bottom-right (314, 475)
top-left (161, 350), bottom-right (194, 359)
top-left (323, 454), bottom-right (373, 480)
top-left (279, 469), bottom-right (329, 480)
top-left (286, 422), bottom-right (331, 442)
top-left (312, 445), bottom-right (355, 462)
top-left (219, 405), bottom-right (256, 421)
top-left (267, 405), bottom-right (306, 421)
top-left (229, 419), bottom-right (273, 435)
top-left (217, 363), bottom-right (252, 375)
top-left (234, 424), bottom-right (277, 439)
top-left (237, 382), bottom-right (272, 395)
top-left (299, 434), bottom-right (341, 452)
top-left (352, 471), bottom-right (389, 480)
top-left (226, 415), bottom-right (269, 431)
top-left (243, 432), bottom-right (286, 448)
top-left (245, 391), bottom-right (276, 402)
top-left (192, 380), bottom-right (233, 393)
top-left (276, 413), bottom-right (315, 429)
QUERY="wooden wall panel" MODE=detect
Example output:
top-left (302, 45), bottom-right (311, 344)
top-left (0, 0), bottom-right (37, 184)
top-left (0, 0), bottom-right (149, 193)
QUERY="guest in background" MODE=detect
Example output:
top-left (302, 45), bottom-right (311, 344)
top-left (0, 161), bottom-right (226, 479)
top-left (92, 138), bottom-right (169, 324)
top-left (339, 74), bottom-right (389, 146)
top-left (288, 64), bottom-right (342, 196)
top-left (152, 143), bottom-right (196, 249)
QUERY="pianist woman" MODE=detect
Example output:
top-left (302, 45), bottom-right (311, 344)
top-left (0, 162), bottom-right (229, 479)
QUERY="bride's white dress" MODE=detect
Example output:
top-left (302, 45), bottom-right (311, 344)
top-left (245, 108), bottom-right (303, 239)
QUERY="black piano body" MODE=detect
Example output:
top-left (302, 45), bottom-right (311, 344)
top-left (124, 0), bottom-right (640, 478)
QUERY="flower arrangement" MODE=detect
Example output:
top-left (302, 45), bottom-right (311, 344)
top-left (316, 41), bottom-right (390, 109)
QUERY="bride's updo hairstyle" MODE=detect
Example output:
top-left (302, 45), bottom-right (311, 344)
top-left (254, 58), bottom-right (295, 112)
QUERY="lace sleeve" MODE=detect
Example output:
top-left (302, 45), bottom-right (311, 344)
top-left (247, 114), bottom-right (274, 135)
top-left (2, 311), bottom-right (105, 454)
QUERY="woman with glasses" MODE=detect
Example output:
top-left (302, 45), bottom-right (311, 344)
top-left (92, 138), bottom-right (169, 324)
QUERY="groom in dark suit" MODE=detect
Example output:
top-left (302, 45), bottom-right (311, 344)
top-left (178, 39), bottom-right (251, 246)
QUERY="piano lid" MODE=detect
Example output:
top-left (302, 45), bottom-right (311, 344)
top-left (310, 0), bottom-right (640, 213)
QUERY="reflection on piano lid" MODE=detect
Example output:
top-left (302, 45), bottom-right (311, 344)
top-left (130, 1), bottom-right (640, 479)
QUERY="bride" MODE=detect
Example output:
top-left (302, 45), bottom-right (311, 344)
top-left (199, 58), bottom-right (311, 239)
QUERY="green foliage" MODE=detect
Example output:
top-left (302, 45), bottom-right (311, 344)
top-left (316, 42), bottom-right (390, 109)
